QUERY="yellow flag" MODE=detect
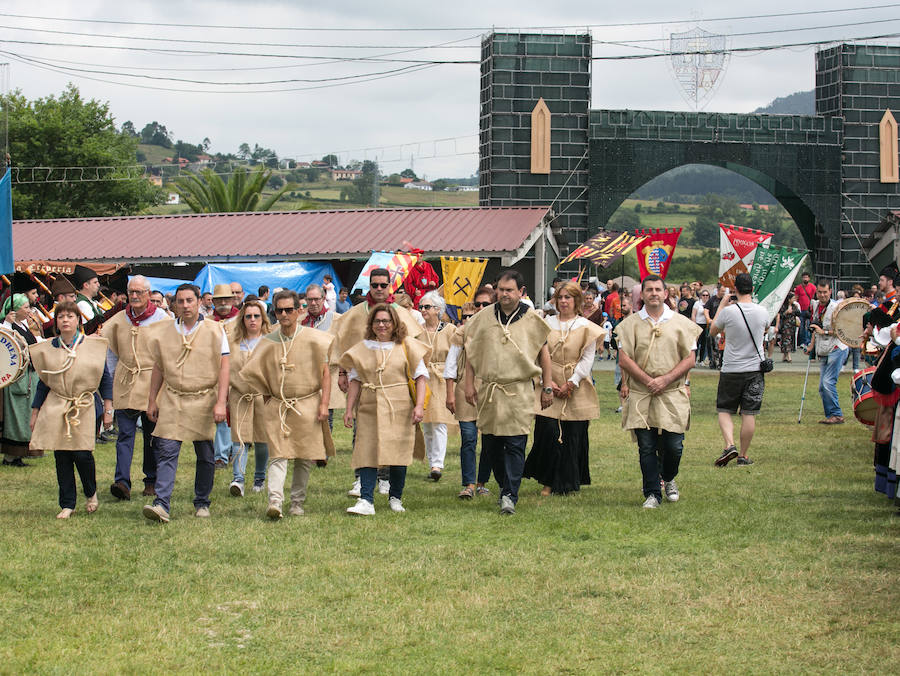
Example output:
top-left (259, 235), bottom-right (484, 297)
top-left (441, 256), bottom-right (487, 307)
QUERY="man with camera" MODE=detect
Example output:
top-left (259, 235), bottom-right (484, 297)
top-left (709, 273), bottom-right (769, 467)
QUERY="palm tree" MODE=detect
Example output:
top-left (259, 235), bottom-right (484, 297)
top-left (172, 165), bottom-right (293, 213)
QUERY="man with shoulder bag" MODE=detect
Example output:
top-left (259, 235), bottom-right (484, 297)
top-left (709, 273), bottom-right (770, 467)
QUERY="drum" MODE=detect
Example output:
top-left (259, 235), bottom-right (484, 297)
top-left (851, 366), bottom-right (878, 427)
top-left (832, 298), bottom-right (870, 348)
top-left (0, 326), bottom-right (28, 390)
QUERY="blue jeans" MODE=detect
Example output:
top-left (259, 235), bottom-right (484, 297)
top-left (358, 465), bottom-right (407, 503)
top-left (231, 442), bottom-right (268, 485)
top-left (114, 409), bottom-right (157, 489)
top-left (849, 346), bottom-right (861, 372)
top-left (634, 428), bottom-right (684, 500)
top-left (483, 433), bottom-right (527, 503)
top-left (152, 437), bottom-right (215, 512)
top-left (818, 347), bottom-right (848, 418)
top-left (214, 421), bottom-right (231, 463)
top-left (798, 310), bottom-right (811, 346)
top-left (459, 421), bottom-right (478, 486)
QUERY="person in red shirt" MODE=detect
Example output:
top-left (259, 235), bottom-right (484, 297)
top-left (603, 282), bottom-right (621, 321)
top-left (793, 272), bottom-right (816, 347)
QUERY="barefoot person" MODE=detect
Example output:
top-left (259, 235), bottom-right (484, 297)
top-left (29, 302), bottom-right (112, 518)
top-left (342, 304), bottom-right (429, 515)
top-left (143, 284), bottom-right (229, 523)
top-left (616, 275), bottom-right (701, 509)
top-left (240, 291), bottom-right (333, 519)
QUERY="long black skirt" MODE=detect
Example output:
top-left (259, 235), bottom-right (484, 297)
top-left (523, 415), bottom-right (590, 495)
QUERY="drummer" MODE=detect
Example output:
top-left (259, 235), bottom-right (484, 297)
top-left (2, 294), bottom-right (43, 467)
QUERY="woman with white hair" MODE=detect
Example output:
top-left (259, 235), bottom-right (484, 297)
top-left (418, 290), bottom-right (456, 480)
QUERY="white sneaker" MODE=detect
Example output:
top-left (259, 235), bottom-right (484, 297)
top-left (664, 481), bottom-right (679, 502)
top-left (388, 497), bottom-right (405, 513)
top-left (229, 481), bottom-right (243, 497)
top-left (195, 506), bottom-right (211, 518)
top-left (499, 495), bottom-right (516, 515)
top-left (377, 479), bottom-right (390, 495)
top-left (642, 495), bottom-right (660, 509)
top-left (347, 478), bottom-right (361, 498)
top-left (252, 481), bottom-right (264, 493)
top-left (347, 498), bottom-right (375, 516)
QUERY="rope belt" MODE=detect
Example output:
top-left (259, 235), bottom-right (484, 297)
top-left (234, 391), bottom-right (255, 448)
top-left (553, 359), bottom-right (579, 444)
top-left (627, 384), bottom-right (686, 430)
top-left (60, 391), bottom-right (95, 439)
top-left (276, 390), bottom-right (320, 437)
top-left (361, 380), bottom-right (406, 420)
top-left (476, 380), bottom-right (515, 420)
top-left (165, 383), bottom-right (213, 397)
top-left (120, 326), bottom-right (151, 386)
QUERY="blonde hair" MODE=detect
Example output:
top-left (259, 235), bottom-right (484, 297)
top-left (553, 281), bottom-right (584, 315)
top-left (233, 300), bottom-right (271, 342)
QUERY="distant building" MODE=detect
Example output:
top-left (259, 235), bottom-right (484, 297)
top-left (404, 181), bottom-right (433, 191)
top-left (148, 175), bottom-right (163, 187)
top-left (331, 169), bottom-right (362, 181)
top-left (166, 193), bottom-right (180, 205)
top-left (196, 154), bottom-right (212, 165)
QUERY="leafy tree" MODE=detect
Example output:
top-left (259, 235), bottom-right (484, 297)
top-left (173, 140), bottom-right (202, 162)
top-left (342, 160), bottom-right (380, 206)
top-left (400, 168), bottom-right (417, 180)
top-left (267, 174), bottom-right (285, 189)
top-left (322, 154), bottom-right (339, 167)
top-left (171, 165), bottom-right (294, 213)
top-left (238, 143), bottom-right (251, 160)
top-left (609, 209), bottom-right (641, 230)
top-left (431, 179), bottom-right (450, 191)
top-left (4, 85), bottom-right (164, 219)
top-left (140, 121), bottom-right (173, 147)
top-left (386, 173), bottom-right (403, 186)
top-left (202, 137), bottom-right (211, 152)
top-left (121, 120), bottom-right (139, 138)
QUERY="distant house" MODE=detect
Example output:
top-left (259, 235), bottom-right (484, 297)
top-left (196, 154), bottom-right (212, 165)
top-left (400, 177), bottom-right (414, 184)
top-left (148, 175), bottom-right (163, 187)
top-left (739, 203), bottom-right (771, 211)
top-left (295, 161), bottom-right (311, 168)
top-left (447, 185), bottom-right (478, 192)
top-left (331, 169), bottom-right (362, 181)
top-left (311, 160), bottom-right (329, 168)
top-left (162, 157), bottom-right (190, 168)
top-left (280, 158), bottom-right (295, 169)
top-left (404, 181), bottom-right (433, 191)
top-left (166, 193), bottom-right (180, 205)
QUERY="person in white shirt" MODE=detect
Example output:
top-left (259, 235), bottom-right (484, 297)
top-left (692, 289), bottom-right (709, 365)
top-left (805, 280), bottom-right (849, 425)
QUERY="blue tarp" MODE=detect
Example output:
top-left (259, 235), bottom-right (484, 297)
top-left (192, 262), bottom-right (341, 295)
top-left (132, 275), bottom-right (191, 295)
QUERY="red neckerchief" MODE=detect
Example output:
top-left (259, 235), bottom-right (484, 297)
top-left (212, 306), bottom-right (239, 321)
top-left (816, 299), bottom-right (828, 322)
top-left (366, 291), bottom-right (395, 307)
top-left (126, 303), bottom-right (156, 326)
top-left (301, 307), bottom-right (324, 327)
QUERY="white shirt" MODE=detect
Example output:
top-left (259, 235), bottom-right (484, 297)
top-left (106, 306), bottom-right (170, 375)
top-left (444, 342), bottom-right (463, 381)
top-left (637, 304), bottom-right (677, 326)
top-left (545, 315), bottom-right (596, 386)
top-left (176, 317), bottom-right (230, 355)
top-left (347, 340), bottom-right (428, 382)
top-left (692, 299), bottom-right (707, 325)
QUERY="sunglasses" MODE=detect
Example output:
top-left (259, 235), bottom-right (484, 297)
top-left (461, 314), bottom-right (474, 320)
top-left (370, 282), bottom-right (390, 289)
top-left (244, 313), bottom-right (262, 320)
top-left (274, 307), bottom-right (296, 315)
top-left (419, 304), bottom-right (434, 310)
top-left (474, 301), bottom-right (491, 307)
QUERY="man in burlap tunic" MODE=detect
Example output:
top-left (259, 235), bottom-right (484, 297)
top-left (105, 275), bottom-right (171, 501)
top-left (615, 275), bottom-right (701, 509)
top-left (143, 284), bottom-right (230, 523)
top-left (464, 270), bottom-right (553, 515)
top-left (241, 290), bottom-right (334, 519)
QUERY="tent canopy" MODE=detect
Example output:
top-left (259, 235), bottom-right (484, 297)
top-left (132, 262), bottom-right (341, 297)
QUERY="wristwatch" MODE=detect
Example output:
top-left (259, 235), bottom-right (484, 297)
top-left (104, 409), bottom-right (114, 415)
top-left (542, 386), bottom-right (553, 394)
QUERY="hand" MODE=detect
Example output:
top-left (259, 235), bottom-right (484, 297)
top-left (147, 401), bottom-right (159, 422)
top-left (337, 372), bottom-right (349, 393)
top-left (645, 376), bottom-right (668, 395)
top-left (316, 404), bottom-right (328, 422)
top-left (540, 390), bottom-right (553, 409)
top-left (810, 323), bottom-right (824, 335)
top-left (103, 411), bottom-right (113, 427)
top-left (464, 385), bottom-right (477, 406)
top-left (620, 384), bottom-right (629, 399)
top-left (343, 410), bottom-right (354, 428)
top-left (412, 405), bottom-right (425, 424)
top-left (445, 398), bottom-right (456, 414)
top-left (213, 401), bottom-right (227, 423)
top-left (29, 409), bottom-right (38, 432)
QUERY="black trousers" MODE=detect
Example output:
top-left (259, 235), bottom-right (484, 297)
top-left (54, 450), bottom-right (96, 509)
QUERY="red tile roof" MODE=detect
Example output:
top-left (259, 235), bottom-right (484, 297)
top-left (13, 206), bottom-right (552, 263)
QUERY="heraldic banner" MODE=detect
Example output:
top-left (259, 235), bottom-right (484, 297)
top-left (555, 230), bottom-right (647, 270)
top-left (441, 256), bottom-right (487, 308)
top-left (749, 243), bottom-right (808, 321)
top-left (718, 223), bottom-right (773, 290)
top-left (634, 228), bottom-right (682, 280)
top-left (0, 168), bottom-right (13, 275)
top-left (352, 250), bottom-right (420, 295)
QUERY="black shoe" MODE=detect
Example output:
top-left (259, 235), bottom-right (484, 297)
top-left (110, 481), bottom-right (131, 501)
top-left (2, 458), bottom-right (29, 467)
top-left (736, 456), bottom-right (754, 466)
top-left (715, 445), bottom-right (739, 467)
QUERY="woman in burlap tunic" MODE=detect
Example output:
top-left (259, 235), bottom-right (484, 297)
top-left (419, 290), bottom-right (457, 481)
top-left (29, 302), bottom-right (112, 518)
top-left (524, 283), bottom-right (604, 496)
top-left (240, 290), bottom-right (334, 519)
top-left (342, 304), bottom-right (429, 515)
top-left (227, 300), bottom-right (271, 497)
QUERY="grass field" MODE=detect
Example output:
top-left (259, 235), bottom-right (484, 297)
top-left (1, 368), bottom-right (897, 673)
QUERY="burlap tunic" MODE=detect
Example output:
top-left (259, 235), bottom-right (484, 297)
top-left (340, 337), bottom-right (430, 469)
top-left (147, 320), bottom-right (225, 442)
top-left (464, 306), bottom-right (550, 436)
top-left (328, 301), bottom-right (424, 362)
top-left (534, 321), bottom-right (604, 421)
top-left (614, 312), bottom-right (701, 433)
top-left (240, 328), bottom-right (334, 460)
top-left (448, 326), bottom-right (478, 423)
top-left (30, 335), bottom-right (108, 451)
top-left (228, 337), bottom-right (267, 445)
top-left (421, 324), bottom-right (457, 425)
top-left (105, 310), bottom-right (172, 411)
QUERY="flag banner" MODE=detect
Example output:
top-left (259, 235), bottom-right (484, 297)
top-left (441, 256), bottom-right (487, 307)
top-left (352, 250), bottom-right (420, 296)
top-left (556, 230), bottom-right (648, 269)
top-left (0, 168), bottom-right (13, 275)
top-left (718, 223), bottom-right (773, 290)
top-left (634, 228), bottom-right (682, 280)
top-left (750, 243), bottom-right (809, 321)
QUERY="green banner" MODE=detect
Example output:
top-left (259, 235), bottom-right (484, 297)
top-left (751, 244), bottom-right (809, 321)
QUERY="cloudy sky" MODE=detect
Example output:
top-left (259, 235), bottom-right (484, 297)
top-left (2, 0), bottom-right (900, 178)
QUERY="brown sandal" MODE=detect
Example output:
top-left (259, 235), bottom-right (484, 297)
top-left (458, 486), bottom-right (475, 500)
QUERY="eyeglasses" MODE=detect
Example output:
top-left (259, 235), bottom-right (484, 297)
top-left (274, 307), bottom-right (296, 315)
top-left (474, 301), bottom-right (491, 307)
top-left (232, 291), bottom-right (242, 296)
top-left (419, 304), bottom-right (434, 310)
top-left (244, 314), bottom-right (262, 320)
top-left (461, 314), bottom-right (474, 320)
top-left (300, 303), bottom-right (308, 309)
top-left (701, 293), bottom-right (709, 297)
top-left (306, 297), bottom-right (322, 302)
top-left (370, 282), bottom-right (389, 289)
top-left (373, 318), bottom-right (393, 325)
top-left (127, 289), bottom-right (148, 295)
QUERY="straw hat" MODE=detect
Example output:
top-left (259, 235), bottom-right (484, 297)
top-left (212, 284), bottom-right (233, 299)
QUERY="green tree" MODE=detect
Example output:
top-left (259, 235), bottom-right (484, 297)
top-left (4, 85), bottom-right (164, 219)
top-left (609, 208), bottom-right (641, 230)
top-left (400, 168), bottom-right (417, 180)
top-left (343, 160), bottom-right (380, 206)
top-left (121, 120), bottom-right (138, 138)
top-left (140, 121), bottom-right (173, 147)
top-left (322, 154), bottom-right (339, 168)
top-left (172, 165), bottom-right (294, 213)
